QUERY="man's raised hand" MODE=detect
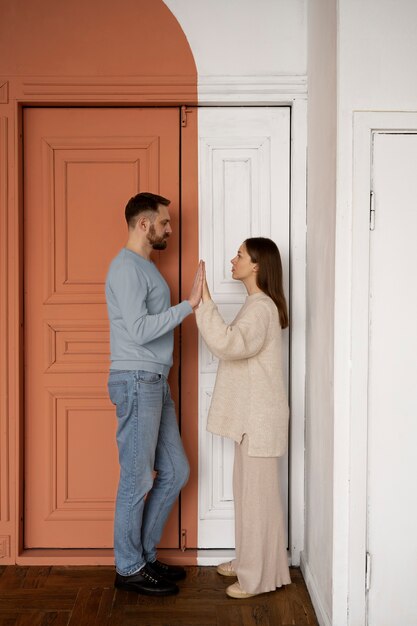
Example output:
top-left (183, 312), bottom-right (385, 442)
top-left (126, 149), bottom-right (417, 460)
top-left (188, 260), bottom-right (204, 309)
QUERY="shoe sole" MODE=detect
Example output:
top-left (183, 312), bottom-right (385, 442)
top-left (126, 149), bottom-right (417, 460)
top-left (226, 589), bottom-right (256, 599)
top-left (115, 582), bottom-right (179, 596)
top-left (216, 566), bottom-right (237, 577)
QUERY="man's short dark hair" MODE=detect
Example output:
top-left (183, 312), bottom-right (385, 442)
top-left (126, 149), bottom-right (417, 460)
top-left (125, 192), bottom-right (171, 228)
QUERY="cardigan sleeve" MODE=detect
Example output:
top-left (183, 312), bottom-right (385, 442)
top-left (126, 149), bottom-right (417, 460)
top-left (195, 299), bottom-right (269, 361)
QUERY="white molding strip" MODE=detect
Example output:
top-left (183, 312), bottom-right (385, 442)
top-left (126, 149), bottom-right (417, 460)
top-left (198, 74), bottom-right (307, 104)
top-left (288, 98), bottom-right (307, 567)
top-left (300, 552), bottom-right (332, 626)
top-left (197, 549), bottom-right (235, 566)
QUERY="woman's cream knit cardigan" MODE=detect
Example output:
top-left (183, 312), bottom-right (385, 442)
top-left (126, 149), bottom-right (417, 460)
top-left (195, 292), bottom-right (289, 457)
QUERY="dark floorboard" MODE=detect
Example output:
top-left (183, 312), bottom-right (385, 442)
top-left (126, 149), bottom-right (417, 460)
top-left (0, 566), bottom-right (318, 626)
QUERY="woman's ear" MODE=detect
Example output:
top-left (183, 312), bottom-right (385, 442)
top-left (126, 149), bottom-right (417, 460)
top-left (253, 263), bottom-right (259, 273)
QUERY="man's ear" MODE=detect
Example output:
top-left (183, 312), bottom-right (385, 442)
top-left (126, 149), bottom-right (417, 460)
top-left (136, 214), bottom-right (149, 232)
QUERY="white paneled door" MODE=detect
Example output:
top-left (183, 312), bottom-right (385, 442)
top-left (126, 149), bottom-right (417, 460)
top-left (367, 133), bottom-right (417, 625)
top-left (197, 107), bottom-right (290, 548)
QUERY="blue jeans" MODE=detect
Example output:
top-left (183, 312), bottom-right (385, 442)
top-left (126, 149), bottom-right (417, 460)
top-left (107, 369), bottom-right (190, 576)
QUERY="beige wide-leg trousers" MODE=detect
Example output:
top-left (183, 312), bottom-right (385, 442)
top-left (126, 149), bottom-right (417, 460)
top-left (231, 435), bottom-right (291, 594)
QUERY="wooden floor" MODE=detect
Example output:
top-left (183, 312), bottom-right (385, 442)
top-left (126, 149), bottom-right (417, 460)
top-left (0, 566), bottom-right (318, 626)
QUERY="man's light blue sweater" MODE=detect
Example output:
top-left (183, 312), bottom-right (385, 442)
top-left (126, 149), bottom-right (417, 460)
top-left (105, 248), bottom-right (192, 377)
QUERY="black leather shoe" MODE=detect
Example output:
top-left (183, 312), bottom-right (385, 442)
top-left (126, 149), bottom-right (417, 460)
top-left (114, 564), bottom-right (179, 596)
top-left (146, 559), bottom-right (187, 582)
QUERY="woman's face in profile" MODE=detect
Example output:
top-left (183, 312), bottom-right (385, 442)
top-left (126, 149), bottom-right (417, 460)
top-left (231, 243), bottom-right (257, 282)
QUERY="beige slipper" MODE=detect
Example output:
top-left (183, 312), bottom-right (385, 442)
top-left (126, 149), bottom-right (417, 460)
top-left (216, 561), bottom-right (237, 577)
top-left (226, 581), bottom-right (256, 599)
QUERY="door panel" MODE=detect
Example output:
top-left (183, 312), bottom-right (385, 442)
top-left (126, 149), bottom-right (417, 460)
top-left (367, 133), bottom-right (417, 625)
top-left (197, 107), bottom-right (290, 548)
top-left (24, 107), bottom-right (181, 548)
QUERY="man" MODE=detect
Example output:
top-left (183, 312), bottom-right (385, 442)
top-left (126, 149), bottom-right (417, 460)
top-left (105, 192), bottom-right (202, 596)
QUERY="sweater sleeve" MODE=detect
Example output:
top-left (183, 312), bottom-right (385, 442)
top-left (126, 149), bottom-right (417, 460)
top-left (195, 299), bottom-right (269, 360)
top-left (110, 262), bottom-right (192, 345)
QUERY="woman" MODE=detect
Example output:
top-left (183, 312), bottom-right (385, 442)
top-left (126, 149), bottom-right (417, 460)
top-left (196, 237), bottom-right (291, 598)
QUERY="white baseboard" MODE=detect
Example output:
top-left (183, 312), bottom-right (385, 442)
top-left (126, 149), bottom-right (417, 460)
top-left (197, 549), bottom-right (292, 567)
top-left (300, 552), bottom-right (332, 626)
top-left (197, 549), bottom-right (235, 566)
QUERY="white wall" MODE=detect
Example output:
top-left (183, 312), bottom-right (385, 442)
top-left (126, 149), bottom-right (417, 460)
top-left (334, 1), bottom-right (417, 624)
top-left (164, 0), bottom-right (306, 78)
top-left (160, 2), bottom-right (417, 624)
top-left (164, 0), bottom-right (308, 566)
top-left (302, 1), bottom-right (336, 624)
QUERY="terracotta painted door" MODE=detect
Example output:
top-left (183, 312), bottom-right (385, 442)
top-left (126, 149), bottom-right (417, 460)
top-left (24, 107), bottom-right (184, 548)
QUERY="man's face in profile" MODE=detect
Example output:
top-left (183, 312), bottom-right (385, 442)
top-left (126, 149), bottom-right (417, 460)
top-left (147, 204), bottom-right (172, 250)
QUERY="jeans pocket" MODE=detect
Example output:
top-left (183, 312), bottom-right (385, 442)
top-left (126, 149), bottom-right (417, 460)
top-left (137, 371), bottom-right (162, 385)
top-left (108, 380), bottom-right (128, 418)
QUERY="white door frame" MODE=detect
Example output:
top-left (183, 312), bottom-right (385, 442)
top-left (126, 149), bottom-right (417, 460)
top-left (197, 76), bottom-right (307, 566)
top-left (342, 111), bottom-right (417, 625)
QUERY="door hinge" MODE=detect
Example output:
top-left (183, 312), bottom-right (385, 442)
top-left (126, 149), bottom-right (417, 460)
top-left (365, 552), bottom-right (371, 592)
top-left (181, 528), bottom-right (187, 551)
top-left (181, 106), bottom-right (191, 128)
top-left (370, 190), bottom-right (375, 231)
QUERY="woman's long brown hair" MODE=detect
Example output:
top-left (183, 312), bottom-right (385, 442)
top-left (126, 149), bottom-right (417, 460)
top-left (244, 237), bottom-right (289, 329)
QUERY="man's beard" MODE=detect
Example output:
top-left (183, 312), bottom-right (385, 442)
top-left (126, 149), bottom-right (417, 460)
top-left (147, 224), bottom-right (169, 250)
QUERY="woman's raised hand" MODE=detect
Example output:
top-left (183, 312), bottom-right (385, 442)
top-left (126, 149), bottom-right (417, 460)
top-left (202, 261), bottom-right (212, 303)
